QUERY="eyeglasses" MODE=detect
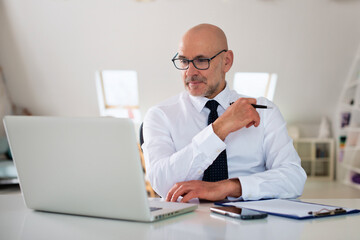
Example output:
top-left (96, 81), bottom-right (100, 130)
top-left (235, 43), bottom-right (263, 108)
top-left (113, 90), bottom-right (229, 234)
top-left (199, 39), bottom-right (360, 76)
top-left (171, 49), bottom-right (227, 70)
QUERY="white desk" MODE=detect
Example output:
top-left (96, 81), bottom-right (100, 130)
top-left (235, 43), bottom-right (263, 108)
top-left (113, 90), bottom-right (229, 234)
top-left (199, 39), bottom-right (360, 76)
top-left (1, 194), bottom-right (360, 240)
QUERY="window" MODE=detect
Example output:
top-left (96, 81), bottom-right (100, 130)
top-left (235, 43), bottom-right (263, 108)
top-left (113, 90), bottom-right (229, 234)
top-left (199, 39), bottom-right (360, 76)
top-left (95, 70), bottom-right (141, 122)
top-left (233, 72), bottom-right (278, 101)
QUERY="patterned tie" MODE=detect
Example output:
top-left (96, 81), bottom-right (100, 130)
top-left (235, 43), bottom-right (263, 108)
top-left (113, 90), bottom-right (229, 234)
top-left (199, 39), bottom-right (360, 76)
top-left (202, 100), bottom-right (229, 182)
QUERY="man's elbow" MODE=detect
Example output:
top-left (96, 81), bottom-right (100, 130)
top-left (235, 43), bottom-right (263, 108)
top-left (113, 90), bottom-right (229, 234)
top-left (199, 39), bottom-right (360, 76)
top-left (293, 168), bottom-right (307, 198)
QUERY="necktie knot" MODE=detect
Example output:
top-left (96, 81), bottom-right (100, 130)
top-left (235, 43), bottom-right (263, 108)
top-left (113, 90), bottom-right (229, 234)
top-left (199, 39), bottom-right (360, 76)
top-left (205, 100), bottom-right (219, 112)
top-left (205, 100), bottom-right (219, 126)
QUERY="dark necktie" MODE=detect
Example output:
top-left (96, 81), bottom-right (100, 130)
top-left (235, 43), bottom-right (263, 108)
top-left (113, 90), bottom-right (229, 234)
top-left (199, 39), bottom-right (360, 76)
top-left (202, 100), bottom-right (229, 182)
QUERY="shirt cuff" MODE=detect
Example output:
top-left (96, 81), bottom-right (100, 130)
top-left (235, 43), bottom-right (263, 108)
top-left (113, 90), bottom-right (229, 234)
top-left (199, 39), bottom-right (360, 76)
top-left (192, 124), bottom-right (226, 161)
top-left (237, 175), bottom-right (261, 201)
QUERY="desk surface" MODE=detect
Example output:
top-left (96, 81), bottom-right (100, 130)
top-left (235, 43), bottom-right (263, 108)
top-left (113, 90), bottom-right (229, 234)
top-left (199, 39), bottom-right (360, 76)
top-left (1, 194), bottom-right (360, 240)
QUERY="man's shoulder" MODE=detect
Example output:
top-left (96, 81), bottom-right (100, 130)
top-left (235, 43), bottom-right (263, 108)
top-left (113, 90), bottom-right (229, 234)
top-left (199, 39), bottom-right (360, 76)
top-left (144, 92), bottom-right (191, 125)
top-left (146, 91), bottom-right (189, 116)
top-left (152, 91), bottom-right (188, 109)
top-left (256, 96), bottom-right (275, 107)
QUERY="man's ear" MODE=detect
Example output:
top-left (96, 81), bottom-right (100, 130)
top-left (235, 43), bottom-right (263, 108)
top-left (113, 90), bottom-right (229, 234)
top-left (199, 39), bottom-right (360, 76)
top-left (223, 50), bottom-right (234, 73)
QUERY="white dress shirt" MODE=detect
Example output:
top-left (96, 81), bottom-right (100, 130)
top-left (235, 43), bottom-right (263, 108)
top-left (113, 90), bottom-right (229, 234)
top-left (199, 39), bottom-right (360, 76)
top-left (142, 84), bottom-right (307, 200)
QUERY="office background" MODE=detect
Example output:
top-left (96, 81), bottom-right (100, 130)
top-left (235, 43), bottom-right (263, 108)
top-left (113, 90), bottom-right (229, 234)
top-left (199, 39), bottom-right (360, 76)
top-left (1, 0), bottom-right (360, 129)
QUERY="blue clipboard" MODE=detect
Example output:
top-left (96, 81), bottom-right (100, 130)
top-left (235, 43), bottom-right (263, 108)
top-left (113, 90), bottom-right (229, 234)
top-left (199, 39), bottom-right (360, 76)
top-left (215, 199), bottom-right (360, 220)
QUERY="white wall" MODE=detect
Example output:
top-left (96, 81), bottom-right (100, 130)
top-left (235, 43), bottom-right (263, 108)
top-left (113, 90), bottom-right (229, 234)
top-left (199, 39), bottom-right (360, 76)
top-left (1, 0), bottom-right (360, 134)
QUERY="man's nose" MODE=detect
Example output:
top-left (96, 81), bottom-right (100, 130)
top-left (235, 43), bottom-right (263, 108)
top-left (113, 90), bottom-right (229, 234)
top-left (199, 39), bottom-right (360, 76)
top-left (186, 61), bottom-right (199, 76)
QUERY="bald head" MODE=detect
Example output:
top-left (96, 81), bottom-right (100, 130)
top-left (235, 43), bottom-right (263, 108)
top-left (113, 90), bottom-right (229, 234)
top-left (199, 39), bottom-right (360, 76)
top-left (175, 24), bottom-right (234, 99)
top-left (179, 24), bottom-right (228, 55)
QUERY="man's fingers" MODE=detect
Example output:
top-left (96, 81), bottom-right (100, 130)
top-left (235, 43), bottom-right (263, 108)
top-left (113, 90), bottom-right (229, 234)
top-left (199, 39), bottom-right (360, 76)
top-left (166, 187), bottom-right (175, 201)
top-left (243, 98), bottom-right (257, 105)
top-left (180, 191), bottom-right (198, 203)
top-left (167, 181), bottom-right (202, 202)
top-left (246, 121), bottom-right (255, 128)
top-left (166, 180), bottom-right (233, 203)
top-left (167, 182), bottom-right (194, 202)
top-left (172, 183), bottom-right (200, 203)
top-left (170, 184), bottom-right (187, 202)
top-left (246, 114), bottom-right (261, 128)
top-left (236, 97), bottom-right (256, 105)
top-left (166, 182), bottom-right (182, 201)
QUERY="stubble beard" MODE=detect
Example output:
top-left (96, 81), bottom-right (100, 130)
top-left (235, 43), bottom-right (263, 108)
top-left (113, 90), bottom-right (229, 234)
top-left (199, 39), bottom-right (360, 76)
top-left (185, 75), bottom-right (219, 98)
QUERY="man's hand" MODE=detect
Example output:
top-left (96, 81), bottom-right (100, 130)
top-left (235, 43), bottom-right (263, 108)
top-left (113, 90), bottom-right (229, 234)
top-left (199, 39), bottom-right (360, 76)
top-left (213, 98), bottom-right (260, 141)
top-left (166, 179), bottom-right (241, 203)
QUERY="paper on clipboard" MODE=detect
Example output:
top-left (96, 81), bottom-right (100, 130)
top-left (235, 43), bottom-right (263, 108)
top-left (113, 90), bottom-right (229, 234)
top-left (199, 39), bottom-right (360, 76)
top-left (220, 199), bottom-right (360, 219)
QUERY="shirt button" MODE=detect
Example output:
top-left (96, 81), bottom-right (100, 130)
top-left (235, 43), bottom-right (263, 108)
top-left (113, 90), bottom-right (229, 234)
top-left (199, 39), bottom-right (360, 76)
top-left (198, 171), bottom-right (202, 175)
top-left (217, 149), bottom-right (221, 153)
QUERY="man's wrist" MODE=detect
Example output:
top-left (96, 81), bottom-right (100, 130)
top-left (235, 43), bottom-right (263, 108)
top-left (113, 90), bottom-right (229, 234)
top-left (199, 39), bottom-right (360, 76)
top-left (223, 178), bottom-right (242, 198)
top-left (212, 120), bottom-right (228, 141)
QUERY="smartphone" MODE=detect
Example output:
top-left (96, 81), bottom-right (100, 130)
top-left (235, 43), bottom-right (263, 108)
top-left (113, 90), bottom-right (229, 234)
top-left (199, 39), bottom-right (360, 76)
top-left (210, 206), bottom-right (268, 220)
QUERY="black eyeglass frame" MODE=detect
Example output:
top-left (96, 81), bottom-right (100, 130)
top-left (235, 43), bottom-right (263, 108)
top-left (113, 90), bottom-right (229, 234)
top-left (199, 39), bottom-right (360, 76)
top-left (171, 49), bottom-right (228, 70)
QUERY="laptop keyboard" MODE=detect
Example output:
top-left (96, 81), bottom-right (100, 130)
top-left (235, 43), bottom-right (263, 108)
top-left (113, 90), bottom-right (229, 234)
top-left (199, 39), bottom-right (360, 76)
top-left (150, 207), bottom-right (162, 212)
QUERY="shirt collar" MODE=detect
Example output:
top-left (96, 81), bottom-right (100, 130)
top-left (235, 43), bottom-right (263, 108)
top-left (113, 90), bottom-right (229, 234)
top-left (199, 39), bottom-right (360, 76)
top-left (189, 82), bottom-right (231, 113)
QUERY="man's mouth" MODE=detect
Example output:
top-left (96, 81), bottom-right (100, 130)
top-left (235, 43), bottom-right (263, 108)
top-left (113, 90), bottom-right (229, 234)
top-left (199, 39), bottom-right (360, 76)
top-left (188, 81), bottom-right (203, 85)
top-left (185, 76), bottom-right (207, 85)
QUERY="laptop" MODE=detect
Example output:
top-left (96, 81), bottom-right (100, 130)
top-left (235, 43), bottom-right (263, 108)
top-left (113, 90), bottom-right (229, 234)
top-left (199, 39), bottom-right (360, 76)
top-left (3, 116), bottom-right (197, 222)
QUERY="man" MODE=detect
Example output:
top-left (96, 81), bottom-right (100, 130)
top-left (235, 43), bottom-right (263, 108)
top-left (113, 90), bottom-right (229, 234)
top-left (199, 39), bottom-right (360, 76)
top-left (142, 24), bottom-right (306, 203)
